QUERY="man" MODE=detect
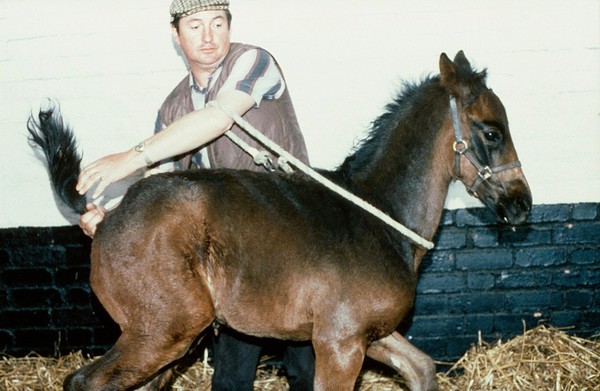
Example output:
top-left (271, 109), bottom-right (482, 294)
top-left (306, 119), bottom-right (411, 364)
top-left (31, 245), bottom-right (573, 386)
top-left (76, 1), bottom-right (315, 389)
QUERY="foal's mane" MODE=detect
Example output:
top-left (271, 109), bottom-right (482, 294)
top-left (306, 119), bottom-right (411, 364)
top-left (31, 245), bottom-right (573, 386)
top-left (337, 61), bottom-right (488, 180)
top-left (337, 76), bottom-right (441, 178)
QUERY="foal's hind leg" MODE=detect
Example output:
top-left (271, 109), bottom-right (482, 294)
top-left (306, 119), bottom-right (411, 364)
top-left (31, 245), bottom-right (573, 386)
top-left (312, 336), bottom-right (367, 391)
top-left (63, 322), bottom-right (211, 391)
top-left (64, 257), bottom-right (215, 389)
top-left (366, 331), bottom-right (438, 391)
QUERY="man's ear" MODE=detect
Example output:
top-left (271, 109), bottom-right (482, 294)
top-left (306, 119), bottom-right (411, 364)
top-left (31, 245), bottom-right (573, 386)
top-left (171, 26), bottom-right (181, 46)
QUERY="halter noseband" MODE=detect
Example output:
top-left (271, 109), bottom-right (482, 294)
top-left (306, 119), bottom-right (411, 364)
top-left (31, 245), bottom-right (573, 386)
top-left (449, 95), bottom-right (522, 197)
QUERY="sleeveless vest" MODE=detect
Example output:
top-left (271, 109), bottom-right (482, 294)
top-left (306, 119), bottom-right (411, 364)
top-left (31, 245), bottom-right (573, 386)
top-left (157, 42), bottom-right (309, 171)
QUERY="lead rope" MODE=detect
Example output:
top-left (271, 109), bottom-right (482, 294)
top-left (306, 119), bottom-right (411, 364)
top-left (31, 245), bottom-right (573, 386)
top-left (208, 100), bottom-right (435, 250)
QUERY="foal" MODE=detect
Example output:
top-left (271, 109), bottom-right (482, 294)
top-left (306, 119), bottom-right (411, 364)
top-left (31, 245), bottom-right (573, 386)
top-left (29, 51), bottom-right (531, 391)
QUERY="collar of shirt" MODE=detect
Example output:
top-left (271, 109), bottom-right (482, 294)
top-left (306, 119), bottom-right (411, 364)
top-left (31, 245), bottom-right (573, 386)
top-left (189, 65), bottom-right (224, 109)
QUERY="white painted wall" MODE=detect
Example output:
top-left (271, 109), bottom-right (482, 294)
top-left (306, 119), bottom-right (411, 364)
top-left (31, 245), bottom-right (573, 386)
top-left (1, 0), bottom-right (599, 228)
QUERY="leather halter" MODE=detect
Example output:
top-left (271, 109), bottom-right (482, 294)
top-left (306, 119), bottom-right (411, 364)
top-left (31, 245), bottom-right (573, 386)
top-left (449, 95), bottom-right (522, 197)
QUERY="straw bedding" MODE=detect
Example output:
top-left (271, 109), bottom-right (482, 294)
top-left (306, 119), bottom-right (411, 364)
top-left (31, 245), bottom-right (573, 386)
top-left (2, 325), bottom-right (598, 390)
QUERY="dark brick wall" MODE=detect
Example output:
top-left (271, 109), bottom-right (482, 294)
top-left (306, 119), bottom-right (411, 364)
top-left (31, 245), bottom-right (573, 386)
top-left (1, 203), bottom-right (598, 364)
top-left (404, 203), bottom-right (600, 364)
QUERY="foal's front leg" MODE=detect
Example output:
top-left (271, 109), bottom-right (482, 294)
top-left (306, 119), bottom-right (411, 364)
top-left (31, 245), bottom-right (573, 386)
top-left (366, 331), bottom-right (438, 391)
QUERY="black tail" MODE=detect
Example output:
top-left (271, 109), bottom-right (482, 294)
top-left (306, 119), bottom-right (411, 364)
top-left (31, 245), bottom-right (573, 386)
top-left (27, 102), bottom-right (87, 215)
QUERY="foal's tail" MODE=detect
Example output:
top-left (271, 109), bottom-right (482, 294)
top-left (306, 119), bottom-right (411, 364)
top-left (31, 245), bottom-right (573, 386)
top-left (27, 102), bottom-right (87, 215)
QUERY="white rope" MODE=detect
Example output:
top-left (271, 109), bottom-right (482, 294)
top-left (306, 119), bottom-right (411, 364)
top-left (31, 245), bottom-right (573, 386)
top-left (223, 130), bottom-right (294, 173)
top-left (209, 101), bottom-right (435, 250)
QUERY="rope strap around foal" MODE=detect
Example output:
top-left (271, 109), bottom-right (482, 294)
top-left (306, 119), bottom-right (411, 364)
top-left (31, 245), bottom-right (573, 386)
top-left (207, 100), bottom-right (435, 250)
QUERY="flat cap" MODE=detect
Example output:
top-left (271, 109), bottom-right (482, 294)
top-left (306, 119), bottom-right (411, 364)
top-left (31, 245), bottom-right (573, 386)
top-left (170, 0), bottom-right (229, 18)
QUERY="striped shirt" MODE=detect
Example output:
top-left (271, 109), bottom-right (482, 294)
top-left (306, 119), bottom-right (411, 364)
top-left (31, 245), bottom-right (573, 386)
top-left (189, 48), bottom-right (285, 168)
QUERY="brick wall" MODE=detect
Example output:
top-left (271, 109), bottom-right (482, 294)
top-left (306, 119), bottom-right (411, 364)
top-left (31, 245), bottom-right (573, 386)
top-left (1, 203), bottom-right (599, 364)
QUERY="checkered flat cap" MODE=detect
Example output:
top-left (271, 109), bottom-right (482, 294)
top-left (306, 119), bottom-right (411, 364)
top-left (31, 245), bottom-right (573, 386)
top-left (170, 0), bottom-right (229, 18)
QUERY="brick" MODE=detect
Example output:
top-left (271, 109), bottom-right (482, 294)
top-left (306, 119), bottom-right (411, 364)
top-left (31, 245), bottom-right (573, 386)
top-left (65, 245), bottom-right (92, 267)
top-left (499, 226), bottom-right (552, 247)
top-left (456, 208), bottom-right (497, 227)
top-left (579, 311), bottom-right (600, 330)
top-left (1, 268), bottom-right (53, 287)
top-left (433, 228), bottom-right (467, 250)
top-left (467, 273), bottom-right (496, 291)
top-left (14, 329), bottom-right (62, 352)
top-left (496, 270), bottom-right (553, 289)
top-left (553, 268), bottom-right (586, 287)
top-left (464, 314), bottom-right (494, 334)
top-left (570, 248), bottom-right (599, 265)
top-left (449, 293), bottom-right (507, 314)
top-left (0, 330), bottom-right (15, 350)
top-left (494, 314), bottom-right (540, 334)
top-left (549, 311), bottom-right (581, 327)
top-left (584, 267), bottom-right (600, 286)
top-left (11, 288), bottom-right (63, 308)
top-left (416, 273), bottom-right (466, 294)
top-left (564, 291), bottom-right (593, 309)
top-left (438, 209), bottom-right (455, 227)
top-left (0, 290), bottom-right (7, 308)
top-left (0, 249), bottom-right (8, 268)
top-left (413, 294), bottom-right (449, 316)
top-left (456, 250), bottom-right (512, 271)
top-left (52, 309), bottom-right (98, 327)
top-left (55, 266), bottom-right (90, 285)
top-left (406, 337), bottom-right (447, 360)
top-left (49, 226), bottom-right (90, 246)
top-left (419, 251), bottom-right (455, 273)
top-left (506, 291), bottom-right (562, 311)
top-left (67, 287), bottom-right (92, 307)
top-left (0, 310), bottom-right (51, 328)
top-left (470, 227), bottom-right (499, 248)
top-left (10, 245), bottom-right (67, 266)
top-left (528, 204), bottom-right (570, 223)
top-left (554, 222), bottom-right (600, 245)
top-left (515, 247), bottom-right (567, 267)
top-left (409, 315), bottom-right (464, 338)
top-left (447, 336), bottom-right (477, 360)
top-left (64, 328), bottom-right (94, 350)
top-left (92, 324), bottom-right (120, 346)
top-left (572, 203), bottom-right (598, 220)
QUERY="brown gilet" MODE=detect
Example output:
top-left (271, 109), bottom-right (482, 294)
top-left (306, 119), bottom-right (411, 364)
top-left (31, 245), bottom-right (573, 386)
top-left (157, 42), bottom-right (309, 171)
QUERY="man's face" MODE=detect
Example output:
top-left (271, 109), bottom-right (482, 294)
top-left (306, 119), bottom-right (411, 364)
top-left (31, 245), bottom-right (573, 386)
top-left (174, 10), bottom-right (230, 70)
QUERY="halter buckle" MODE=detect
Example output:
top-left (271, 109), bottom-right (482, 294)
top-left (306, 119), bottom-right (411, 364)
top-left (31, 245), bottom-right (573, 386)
top-left (479, 166), bottom-right (493, 180)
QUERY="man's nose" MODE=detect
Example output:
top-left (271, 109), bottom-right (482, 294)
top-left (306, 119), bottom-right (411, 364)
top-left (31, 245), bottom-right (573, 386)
top-left (202, 28), bottom-right (213, 42)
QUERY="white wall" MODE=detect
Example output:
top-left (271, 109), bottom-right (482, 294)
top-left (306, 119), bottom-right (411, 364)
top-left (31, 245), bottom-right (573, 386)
top-left (1, 0), bottom-right (599, 228)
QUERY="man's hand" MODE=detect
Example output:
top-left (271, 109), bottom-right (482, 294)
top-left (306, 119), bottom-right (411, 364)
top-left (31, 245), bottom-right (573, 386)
top-left (79, 203), bottom-right (106, 238)
top-left (76, 150), bottom-right (144, 199)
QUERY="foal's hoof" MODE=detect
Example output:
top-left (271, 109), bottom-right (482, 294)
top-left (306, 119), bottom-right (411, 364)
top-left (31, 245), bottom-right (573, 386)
top-left (63, 370), bottom-right (86, 391)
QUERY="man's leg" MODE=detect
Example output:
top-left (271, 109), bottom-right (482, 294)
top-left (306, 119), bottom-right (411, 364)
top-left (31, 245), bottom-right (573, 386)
top-left (283, 342), bottom-right (315, 391)
top-left (211, 328), bottom-right (262, 391)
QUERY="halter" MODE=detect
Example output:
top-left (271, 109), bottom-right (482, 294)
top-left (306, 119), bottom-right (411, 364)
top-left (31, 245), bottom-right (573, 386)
top-left (449, 95), bottom-right (522, 197)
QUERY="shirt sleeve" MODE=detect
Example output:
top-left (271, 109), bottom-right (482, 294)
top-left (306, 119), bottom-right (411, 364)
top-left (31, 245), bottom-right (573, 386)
top-left (219, 48), bottom-right (286, 107)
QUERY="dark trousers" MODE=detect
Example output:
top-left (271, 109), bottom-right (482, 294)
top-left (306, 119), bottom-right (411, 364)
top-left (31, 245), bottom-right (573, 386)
top-left (211, 328), bottom-right (315, 390)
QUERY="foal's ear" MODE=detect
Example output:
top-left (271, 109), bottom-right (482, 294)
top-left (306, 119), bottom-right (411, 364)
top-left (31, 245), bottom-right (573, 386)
top-left (439, 52), bottom-right (459, 89)
top-left (453, 50), bottom-right (471, 70)
top-left (439, 51), bottom-right (470, 98)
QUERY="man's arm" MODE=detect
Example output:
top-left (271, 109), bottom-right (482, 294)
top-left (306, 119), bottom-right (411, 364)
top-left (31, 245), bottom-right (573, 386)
top-left (76, 90), bottom-right (255, 198)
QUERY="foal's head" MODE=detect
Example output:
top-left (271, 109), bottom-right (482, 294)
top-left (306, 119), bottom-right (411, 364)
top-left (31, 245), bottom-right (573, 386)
top-left (440, 51), bottom-right (532, 225)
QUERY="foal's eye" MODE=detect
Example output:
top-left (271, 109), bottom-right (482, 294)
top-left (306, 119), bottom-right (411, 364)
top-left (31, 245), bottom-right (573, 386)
top-left (483, 129), bottom-right (502, 144)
